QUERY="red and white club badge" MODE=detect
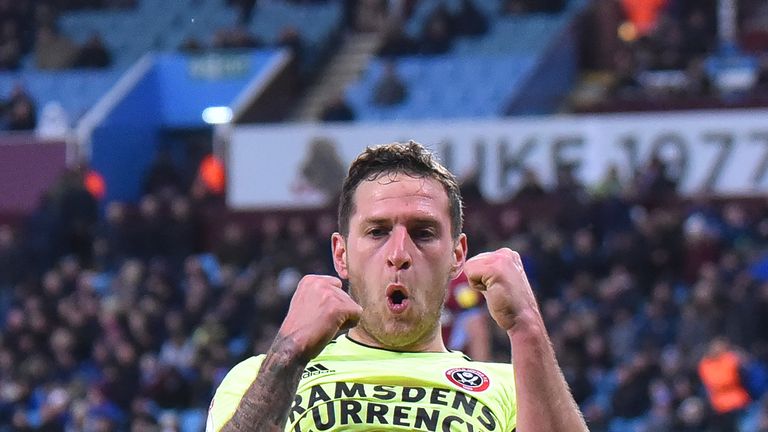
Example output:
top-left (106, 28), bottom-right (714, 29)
top-left (445, 368), bottom-right (490, 392)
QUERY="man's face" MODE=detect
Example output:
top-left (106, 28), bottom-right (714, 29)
top-left (332, 173), bottom-right (466, 350)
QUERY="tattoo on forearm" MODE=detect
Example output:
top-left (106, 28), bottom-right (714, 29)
top-left (221, 335), bottom-right (306, 432)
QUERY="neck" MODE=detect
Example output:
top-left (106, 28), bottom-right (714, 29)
top-left (347, 327), bottom-right (448, 353)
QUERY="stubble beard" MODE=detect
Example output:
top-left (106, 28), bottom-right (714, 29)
top-left (348, 278), bottom-right (444, 350)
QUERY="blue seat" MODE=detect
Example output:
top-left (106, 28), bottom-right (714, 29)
top-left (343, 0), bottom-right (581, 120)
top-left (347, 52), bottom-right (540, 120)
top-left (12, 0), bottom-right (344, 124)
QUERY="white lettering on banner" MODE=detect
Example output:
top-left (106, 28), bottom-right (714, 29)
top-left (228, 110), bottom-right (768, 209)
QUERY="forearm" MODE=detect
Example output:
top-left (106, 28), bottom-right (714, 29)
top-left (508, 311), bottom-right (588, 432)
top-left (221, 336), bottom-right (307, 432)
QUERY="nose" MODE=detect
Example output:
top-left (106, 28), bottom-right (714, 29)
top-left (387, 226), bottom-right (412, 270)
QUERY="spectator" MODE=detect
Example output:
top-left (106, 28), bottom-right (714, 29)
top-left (143, 150), bottom-right (183, 196)
top-left (213, 27), bottom-right (261, 51)
top-left (682, 8), bottom-right (715, 58)
top-left (635, 153), bottom-right (678, 208)
top-left (134, 195), bottom-right (168, 260)
top-left (55, 167), bottom-right (99, 264)
top-left (229, 0), bottom-right (257, 24)
top-left (2, 82), bottom-right (37, 131)
top-left (513, 167), bottom-right (546, 201)
top-left (214, 222), bottom-right (253, 270)
top-left (610, 352), bottom-right (654, 420)
top-left (228, 26), bottom-right (262, 49)
top-left (33, 2), bottom-right (58, 32)
top-left (179, 36), bottom-right (205, 54)
top-left (75, 32), bottom-right (112, 68)
top-left (353, 0), bottom-right (387, 32)
top-left (6, 96), bottom-right (35, 131)
top-left (419, 7), bottom-right (453, 54)
top-left (275, 26), bottom-right (302, 64)
top-left (319, 94), bottom-right (355, 122)
top-left (94, 201), bottom-right (135, 269)
top-left (166, 196), bottom-right (200, 263)
top-left (593, 164), bottom-right (625, 198)
top-left (372, 60), bottom-right (407, 106)
top-left (553, 164), bottom-right (590, 232)
top-left (452, 0), bottom-right (488, 36)
top-left (458, 167), bottom-right (485, 206)
top-left (0, 20), bottom-right (22, 70)
top-left (34, 24), bottom-right (79, 70)
top-left (698, 337), bottom-right (752, 432)
top-left (378, 19), bottom-right (419, 57)
top-left (441, 272), bottom-right (491, 361)
top-left (0, 225), bottom-right (23, 310)
top-left (674, 396), bottom-right (710, 431)
top-left (83, 165), bottom-right (107, 202)
top-left (194, 153), bottom-right (226, 199)
top-left (501, 0), bottom-right (529, 15)
top-left (620, 0), bottom-right (668, 38)
top-left (536, 0), bottom-right (566, 14)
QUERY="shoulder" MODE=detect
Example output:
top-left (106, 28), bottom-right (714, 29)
top-left (474, 359), bottom-right (516, 376)
top-left (231, 355), bottom-right (265, 373)
top-left (207, 355), bottom-right (266, 432)
top-left (218, 355), bottom-right (265, 392)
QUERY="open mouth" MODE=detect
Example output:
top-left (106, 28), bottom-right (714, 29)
top-left (390, 290), bottom-right (407, 304)
top-left (386, 284), bottom-right (410, 313)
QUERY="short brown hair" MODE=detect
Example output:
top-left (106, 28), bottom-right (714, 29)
top-left (338, 140), bottom-right (463, 238)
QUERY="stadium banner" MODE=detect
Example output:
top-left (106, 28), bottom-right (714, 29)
top-left (229, 109), bottom-right (768, 209)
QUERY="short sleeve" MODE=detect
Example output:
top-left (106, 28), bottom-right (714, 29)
top-left (206, 355), bottom-right (265, 432)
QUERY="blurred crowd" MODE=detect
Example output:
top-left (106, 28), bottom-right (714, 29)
top-left (457, 157), bottom-right (768, 432)
top-left (0, 83), bottom-right (37, 131)
top-left (319, 0), bottom-right (768, 121)
top-left (4, 0), bottom-right (768, 124)
top-left (0, 0), bottom-right (113, 71)
top-left (0, 148), bottom-right (767, 431)
top-left (578, 0), bottom-right (768, 111)
top-left (321, 0), bottom-right (501, 121)
top-left (2, 0), bottom-right (768, 431)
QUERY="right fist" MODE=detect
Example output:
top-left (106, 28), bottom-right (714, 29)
top-left (275, 275), bottom-right (362, 361)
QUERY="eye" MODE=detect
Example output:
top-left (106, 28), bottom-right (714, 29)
top-left (412, 228), bottom-right (436, 241)
top-left (367, 227), bottom-right (388, 238)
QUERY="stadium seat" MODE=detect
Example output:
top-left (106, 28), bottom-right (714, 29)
top-left (345, 0), bottom-right (576, 120)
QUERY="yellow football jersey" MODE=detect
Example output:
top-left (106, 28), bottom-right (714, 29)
top-left (207, 334), bottom-right (517, 431)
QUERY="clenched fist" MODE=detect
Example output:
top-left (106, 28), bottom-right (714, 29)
top-left (276, 275), bottom-right (362, 361)
top-left (464, 248), bottom-right (540, 331)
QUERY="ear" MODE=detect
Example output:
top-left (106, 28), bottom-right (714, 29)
top-left (331, 232), bottom-right (349, 279)
top-left (449, 233), bottom-right (468, 280)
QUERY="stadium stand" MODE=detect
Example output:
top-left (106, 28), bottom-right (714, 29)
top-left (2, 143), bottom-right (768, 431)
top-left (572, 0), bottom-right (768, 113)
top-left (346, 55), bottom-right (536, 119)
top-left (0, 69), bottom-right (124, 126)
top-left (344, 0), bottom-right (585, 120)
top-left (2, 0), bottom-right (768, 431)
top-left (0, 0), bottom-right (343, 129)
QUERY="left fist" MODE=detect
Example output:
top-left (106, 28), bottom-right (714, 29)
top-left (464, 248), bottom-right (539, 331)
